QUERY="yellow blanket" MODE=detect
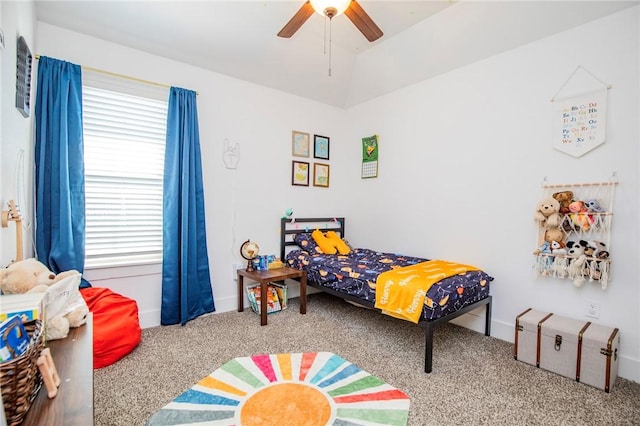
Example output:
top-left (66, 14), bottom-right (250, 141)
top-left (374, 260), bottom-right (479, 324)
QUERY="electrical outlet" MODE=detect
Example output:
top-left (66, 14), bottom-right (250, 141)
top-left (586, 301), bottom-right (601, 319)
top-left (232, 263), bottom-right (244, 280)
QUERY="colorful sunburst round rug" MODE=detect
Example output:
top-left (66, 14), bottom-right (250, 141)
top-left (147, 351), bottom-right (410, 426)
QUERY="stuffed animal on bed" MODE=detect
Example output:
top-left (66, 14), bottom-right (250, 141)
top-left (534, 198), bottom-right (561, 229)
top-left (0, 259), bottom-right (89, 340)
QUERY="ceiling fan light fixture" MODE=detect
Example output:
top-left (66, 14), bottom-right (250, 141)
top-left (310, 0), bottom-right (351, 18)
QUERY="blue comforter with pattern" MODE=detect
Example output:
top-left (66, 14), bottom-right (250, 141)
top-left (286, 248), bottom-right (492, 321)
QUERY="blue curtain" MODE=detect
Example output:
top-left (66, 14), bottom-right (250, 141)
top-left (161, 87), bottom-right (215, 325)
top-left (34, 56), bottom-right (90, 288)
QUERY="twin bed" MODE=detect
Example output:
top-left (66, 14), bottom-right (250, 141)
top-left (280, 217), bottom-right (493, 373)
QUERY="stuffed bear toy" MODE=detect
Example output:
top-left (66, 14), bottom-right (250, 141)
top-left (0, 258), bottom-right (55, 294)
top-left (534, 198), bottom-right (561, 229)
top-left (0, 259), bottom-right (89, 341)
top-left (552, 191), bottom-right (574, 214)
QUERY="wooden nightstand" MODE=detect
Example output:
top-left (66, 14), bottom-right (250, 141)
top-left (237, 267), bottom-right (307, 326)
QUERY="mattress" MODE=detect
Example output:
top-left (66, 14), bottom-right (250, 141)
top-left (286, 248), bottom-right (492, 321)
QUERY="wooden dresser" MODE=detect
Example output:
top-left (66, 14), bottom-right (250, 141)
top-left (22, 314), bottom-right (94, 425)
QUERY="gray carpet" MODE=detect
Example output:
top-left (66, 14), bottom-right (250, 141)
top-left (95, 293), bottom-right (640, 425)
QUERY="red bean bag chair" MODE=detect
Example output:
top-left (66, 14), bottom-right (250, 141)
top-left (80, 287), bottom-right (141, 369)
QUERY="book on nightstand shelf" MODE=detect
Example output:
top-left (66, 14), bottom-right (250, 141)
top-left (270, 283), bottom-right (288, 310)
top-left (247, 285), bottom-right (282, 314)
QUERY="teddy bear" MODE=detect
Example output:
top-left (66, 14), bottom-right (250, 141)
top-left (0, 258), bottom-right (56, 294)
top-left (552, 190), bottom-right (574, 214)
top-left (534, 198), bottom-right (561, 229)
top-left (0, 259), bottom-right (89, 341)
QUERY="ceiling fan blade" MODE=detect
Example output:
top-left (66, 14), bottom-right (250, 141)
top-left (277, 1), bottom-right (315, 38)
top-left (344, 0), bottom-right (384, 42)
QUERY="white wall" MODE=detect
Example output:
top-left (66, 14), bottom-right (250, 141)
top-left (346, 6), bottom-right (639, 381)
top-left (0, 1), bottom-right (36, 266)
top-left (30, 5), bottom-right (640, 382)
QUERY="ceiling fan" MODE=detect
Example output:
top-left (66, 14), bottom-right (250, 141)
top-left (278, 0), bottom-right (383, 42)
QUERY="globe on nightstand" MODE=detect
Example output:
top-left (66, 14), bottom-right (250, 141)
top-left (240, 239), bottom-right (260, 272)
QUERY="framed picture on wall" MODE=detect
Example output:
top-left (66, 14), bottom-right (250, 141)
top-left (291, 161), bottom-right (310, 186)
top-left (313, 163), bottom-right (330, 188)
top-left (313, 135), bottom-right (330, 160)
top-left (292, 131), bottom-right (310, 157)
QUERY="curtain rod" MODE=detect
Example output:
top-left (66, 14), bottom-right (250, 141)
top-left (35, 55), bottom-right (199, 95)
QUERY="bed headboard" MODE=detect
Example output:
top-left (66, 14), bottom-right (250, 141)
top-left (280, 217), bottom-right (345, 261)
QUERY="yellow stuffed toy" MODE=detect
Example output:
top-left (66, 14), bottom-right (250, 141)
top-left (326, 231), bottom-right (351, 255)
top-left (311, 229), bottom-right (351, 255)
top-left (311, 229), bottom-right (337, 254)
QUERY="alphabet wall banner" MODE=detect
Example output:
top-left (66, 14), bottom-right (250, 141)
top-left (550, 66), bottom-right (610, 158)
top-left (552, 89), bottom-right (607, 157)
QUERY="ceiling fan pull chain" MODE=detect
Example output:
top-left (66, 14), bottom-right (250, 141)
top-left (328, 17), bottom-right (333, 77)
top-left (323, 16), bottom-right (327, 55)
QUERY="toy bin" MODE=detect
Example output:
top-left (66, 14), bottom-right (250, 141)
top-left (0, 320), bottom-right (45, 426)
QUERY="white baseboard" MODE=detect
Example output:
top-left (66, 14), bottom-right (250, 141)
top-left (138, 309), bottom-right (160, 329)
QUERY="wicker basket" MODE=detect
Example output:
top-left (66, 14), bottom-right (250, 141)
top-left (0, 320), bottom-right (44, 426)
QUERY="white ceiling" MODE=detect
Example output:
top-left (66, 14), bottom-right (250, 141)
top-left (34, 1), bottom-right (637, 108)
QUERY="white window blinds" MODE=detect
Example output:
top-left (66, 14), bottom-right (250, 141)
top-left (82, 83), bottom-right (168, 268)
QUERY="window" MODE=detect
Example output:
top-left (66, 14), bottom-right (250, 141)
top-left (82, 73), bottom-right (168, 268)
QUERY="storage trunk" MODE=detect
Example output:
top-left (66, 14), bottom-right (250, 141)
top-left (514, 308), bottom-right (619, 392)
top-left (580, 323), bottom-right (620, 392)
top-left (514, 308), bottom-right (552, 367)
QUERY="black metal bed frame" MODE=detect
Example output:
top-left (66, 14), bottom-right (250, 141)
top-left (280, 217), bottom-right (492, 373)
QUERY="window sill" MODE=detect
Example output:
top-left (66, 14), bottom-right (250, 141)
top-left (83, 262), bottom-right (162, 281)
